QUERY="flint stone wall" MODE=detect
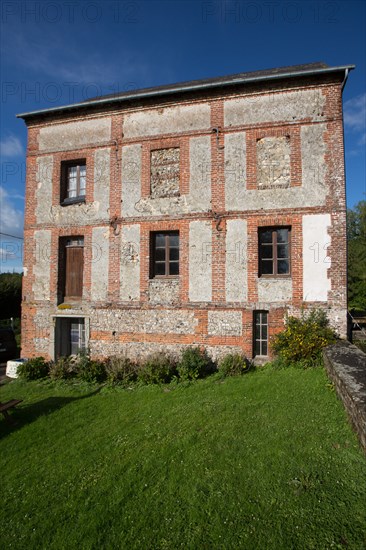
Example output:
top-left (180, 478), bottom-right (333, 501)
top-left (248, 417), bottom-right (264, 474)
top-left (323, 341), bottom-right (366, 455)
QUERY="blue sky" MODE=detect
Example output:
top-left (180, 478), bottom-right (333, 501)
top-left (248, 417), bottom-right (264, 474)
top-left (0, 0), bottom-right (365, 272)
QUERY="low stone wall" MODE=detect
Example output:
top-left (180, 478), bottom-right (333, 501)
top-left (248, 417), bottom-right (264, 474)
top-left (323, 341), bottom-right (366, 454)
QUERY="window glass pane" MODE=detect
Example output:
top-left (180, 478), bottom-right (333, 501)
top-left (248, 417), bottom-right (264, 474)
top-left (169, 262), bottom-right (179, 275)
top-left (155, 248), bottom-right (165, 261)
top-left (70, 320), bottom-right (84, 355)
top-left (261, 260), bottom-right (273, 274)
top-left (277, 259), bottom-right (289, 274)
top-left (261, 245), bottom-right (273, 259)
top-left (254, 312), bottom-right (268, 357)
top-left (169, 234), bottom-right (179, 247)
top-left (260, 230), bottom-right (272, 243)
top-left (79, 173), bottom-right (86, 194)
top-left (68, 175), bottom-right (77, 187)
top-left (69, 166), bottom-right (77, 177)
top-left (155, 234), bottom-right (166, 247)
top-left (277, 244), bottom-right (288, 259)
top-left (154, 262), bottom-right (165, 275)
top-left (277, 229), bottom-right (288, 243)
top-left (169, 247), bottom-right (179, 261)
top-left (79, 165), bottom-right (86, 177)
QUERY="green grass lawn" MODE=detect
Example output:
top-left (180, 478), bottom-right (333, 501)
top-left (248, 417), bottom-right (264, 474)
top-left (1, 366), bottom-right (365, 549)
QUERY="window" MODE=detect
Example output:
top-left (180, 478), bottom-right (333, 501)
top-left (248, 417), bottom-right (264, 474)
top-left (150, 148), bottom-right (180, 198)
top-left (59, 237), bottom-right (84, 301)
top-left (61, 160), bottom-right (86, 204)
top-left (70, 318), bottom-right (86, 355)
top-left (253, 311), bottom-right (268, 356)
top-left (151, 232), bottom-right (179, 277)
top-left (258, 227), bottom-right (290, 276)
top-left (55, 317), bottom-right (86, 357)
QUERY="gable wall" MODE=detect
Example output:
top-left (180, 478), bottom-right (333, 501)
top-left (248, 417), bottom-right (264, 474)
top-left (21, 78), bottom-right (348, 360)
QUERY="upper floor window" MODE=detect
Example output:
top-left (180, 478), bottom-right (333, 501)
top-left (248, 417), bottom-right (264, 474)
top-left (150, 232), bottom-right (179, 277)
top-left (258, 227), bottom-right (290, 276)
top-left (150, 148), bottom-right (180, 198)
top-left (61, 160), bottom-right (86, 205)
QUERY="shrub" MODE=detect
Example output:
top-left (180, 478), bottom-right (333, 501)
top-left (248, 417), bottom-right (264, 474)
top-left (219, 353), bottom-right (251, 377)
top-left (105, 355), bottom-right (138, 386)
top-left (49, 356), bottom-right (78, 380)
top-left (74, 351), bottom-right (106, 383)
top-left (177, 347), bottom-right (215, 381)
top-left (271, 309), bottom-right (336, 368)
top-left (138, 352), bottom-right (177, 385)
top-left (17, 357), bottom-right (49, 380)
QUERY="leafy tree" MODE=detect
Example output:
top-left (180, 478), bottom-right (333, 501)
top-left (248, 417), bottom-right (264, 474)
top-left (0, 273), bottom-right (22, 320)
top-left (347, 200), bottom-right (366, 312)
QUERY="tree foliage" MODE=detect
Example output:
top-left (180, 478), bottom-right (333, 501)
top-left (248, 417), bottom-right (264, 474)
top-left (347, 200), bottom-right (366, 312)
top-left (0, 273), bottom-right (22, 320)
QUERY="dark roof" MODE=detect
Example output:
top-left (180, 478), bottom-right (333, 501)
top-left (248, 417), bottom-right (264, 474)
top-left (17, 62), bottom-right (354, 121)
top-left (84, 62), bottom-right (330, 103)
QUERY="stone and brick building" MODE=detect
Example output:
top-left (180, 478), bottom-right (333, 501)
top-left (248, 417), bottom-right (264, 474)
top-left (17, 62), bottom-right (353, 361)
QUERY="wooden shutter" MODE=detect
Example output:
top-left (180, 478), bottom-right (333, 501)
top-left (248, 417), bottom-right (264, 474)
top-left (65, 245), bottom-right (83, 298)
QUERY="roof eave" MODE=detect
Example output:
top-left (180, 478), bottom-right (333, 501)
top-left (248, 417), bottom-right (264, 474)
top-left (16, 64), bottom-right (355, 121)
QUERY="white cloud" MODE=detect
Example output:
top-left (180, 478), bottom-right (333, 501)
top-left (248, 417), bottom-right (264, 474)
top-left (344, 93), bottom-right (366, 132)
top-left (0, 186), bottom-right (24, 238)
top-left (0, 136), bottom-right (23, 158)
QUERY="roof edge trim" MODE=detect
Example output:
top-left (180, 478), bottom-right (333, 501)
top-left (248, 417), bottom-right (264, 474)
top-left (16, 64), bottom-right (355, 120)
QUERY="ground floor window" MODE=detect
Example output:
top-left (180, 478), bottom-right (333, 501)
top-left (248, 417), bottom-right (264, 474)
top-left (55, 317), bottom-right (86, 357)
top-left (253, 311), bottom-right (268, 356)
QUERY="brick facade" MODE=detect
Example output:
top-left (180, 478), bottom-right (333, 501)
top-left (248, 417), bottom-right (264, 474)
top-left (18, 63), bottom-right (351, 361)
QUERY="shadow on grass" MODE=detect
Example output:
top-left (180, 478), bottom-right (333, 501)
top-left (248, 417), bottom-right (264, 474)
top-left (0, 388), bottom-right (101, 439)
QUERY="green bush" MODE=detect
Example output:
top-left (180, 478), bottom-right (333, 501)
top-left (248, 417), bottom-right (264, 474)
top-left (17, 357), bottom-right (49, 380)
top-left (105, 356), bottom-right (138, 386)
top-left (138, 352), bottom-right (177, 385)
top-left (219, 353), bottom-right (251, 377)
top-left (177, 347), bottom-right (215, 381)
top-left (49, 356), bottom-right (78, 380)
top-left (74, 352), bottom-right (106, 383)
top-left (271, 309), bottom-right (336, 368)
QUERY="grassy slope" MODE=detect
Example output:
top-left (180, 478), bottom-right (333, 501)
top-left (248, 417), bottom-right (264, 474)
top-left (1, 367), bottom-right (365, 549)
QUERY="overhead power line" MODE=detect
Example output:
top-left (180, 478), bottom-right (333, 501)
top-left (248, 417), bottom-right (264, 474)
top-left (0, 232), bottom-right (24, 240)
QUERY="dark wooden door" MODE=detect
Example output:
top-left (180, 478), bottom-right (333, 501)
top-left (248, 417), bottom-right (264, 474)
top-left (65, 246), bottom-right (83, 298)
